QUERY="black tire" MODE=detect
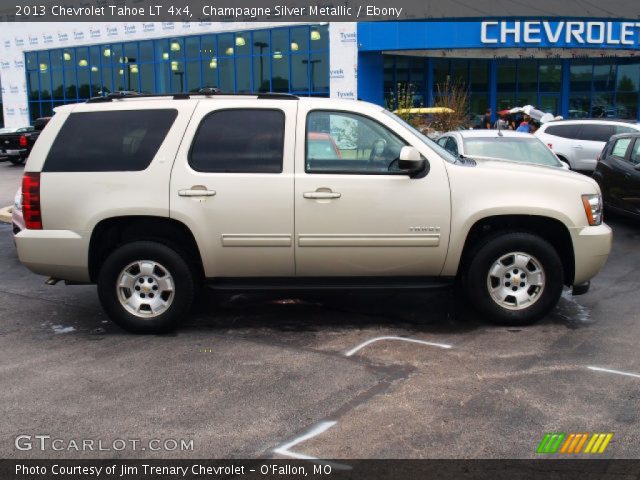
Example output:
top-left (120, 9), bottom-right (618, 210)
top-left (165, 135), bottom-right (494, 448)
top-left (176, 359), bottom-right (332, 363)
top-left (97, 241), bottom-right (195, 334)
top-left (464, 232), bottom-right (563, 326)
top-left (9, 157), bottom-right (25, 166)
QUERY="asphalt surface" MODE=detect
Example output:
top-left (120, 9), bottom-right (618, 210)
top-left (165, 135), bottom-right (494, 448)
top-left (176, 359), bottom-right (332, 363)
top-left (1, 161), bottom-right (639, 460)
top-left (0, 162), bottom-right (22, 208)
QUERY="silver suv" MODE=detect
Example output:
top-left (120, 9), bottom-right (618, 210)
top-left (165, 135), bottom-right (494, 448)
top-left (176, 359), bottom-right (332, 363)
top-left (536, 119), bottom-right (640, 172)
top-left (16, 93), bottom-right (612, 333)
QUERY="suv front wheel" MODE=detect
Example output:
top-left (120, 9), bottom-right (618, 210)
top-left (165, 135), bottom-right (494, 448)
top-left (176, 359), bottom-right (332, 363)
top-left (465, 232), bottom-right (564, 325)
top-left (97, 241), bottom-right (195, 333)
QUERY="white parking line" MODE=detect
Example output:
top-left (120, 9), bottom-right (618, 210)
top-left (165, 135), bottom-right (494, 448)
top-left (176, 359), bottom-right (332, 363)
top-left (345, 336), bottom-right (452, 357)
top-left (274, 421), bottom-right (351, 470)
top-left (587, 366), bottom-right (640, 379)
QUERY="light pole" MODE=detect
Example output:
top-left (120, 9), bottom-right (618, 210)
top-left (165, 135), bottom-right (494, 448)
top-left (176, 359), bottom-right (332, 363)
top-left (173, 70), bottom-right (184, 92)
top-left (124, 57), bottom-right (136, 91)
top-left (254, 41), bottom-right (268, 91)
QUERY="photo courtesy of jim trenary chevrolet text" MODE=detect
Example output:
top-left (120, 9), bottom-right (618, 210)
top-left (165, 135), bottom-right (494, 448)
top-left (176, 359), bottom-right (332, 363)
top-left (1, 0), bottom-right (640, 479)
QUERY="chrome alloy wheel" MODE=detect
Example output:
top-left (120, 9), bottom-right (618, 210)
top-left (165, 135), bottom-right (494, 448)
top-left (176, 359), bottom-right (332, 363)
top-left (486, 252), bottom-right (546, 311)
top-left (116, 260), bottom-right (175, 318)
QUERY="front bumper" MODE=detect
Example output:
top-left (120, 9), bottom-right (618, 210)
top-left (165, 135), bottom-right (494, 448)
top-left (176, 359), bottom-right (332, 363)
top-left (570, 223), bottom-right (612, 286)
top-left (15, 229), bottom-right (91, 283)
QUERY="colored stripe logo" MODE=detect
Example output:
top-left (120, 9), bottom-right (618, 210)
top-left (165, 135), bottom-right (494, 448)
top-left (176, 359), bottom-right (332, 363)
top-left (537, 433), bottom-right (613, 454)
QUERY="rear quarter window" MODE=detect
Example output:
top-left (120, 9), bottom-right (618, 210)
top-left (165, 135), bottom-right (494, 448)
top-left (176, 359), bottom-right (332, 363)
top-left (543, 124), bottom-right (581, 139)
top-left (578, 124), bottom-right (615, 142)
top-left (43, 109), bottom-right (178, 172)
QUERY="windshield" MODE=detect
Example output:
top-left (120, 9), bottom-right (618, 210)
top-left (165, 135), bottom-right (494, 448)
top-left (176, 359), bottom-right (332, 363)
top-left (463, 137), bottom-right (562, 167)
top-left (382, 110), bottom-right (460, 164)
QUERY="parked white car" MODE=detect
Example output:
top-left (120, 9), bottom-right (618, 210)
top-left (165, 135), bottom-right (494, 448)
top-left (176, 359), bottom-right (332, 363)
top-left (436, 130), bottom-right (568, 169)
top-left (535, 119), bottom-right (640, 172)
top-left (15, 93), bottom-right (611, 333)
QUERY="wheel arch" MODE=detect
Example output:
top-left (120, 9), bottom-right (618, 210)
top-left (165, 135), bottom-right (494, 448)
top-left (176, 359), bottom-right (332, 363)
top-left (88, 216), bottom-right (204, 283)
top-left (457, 215), bottom-right (575, 286)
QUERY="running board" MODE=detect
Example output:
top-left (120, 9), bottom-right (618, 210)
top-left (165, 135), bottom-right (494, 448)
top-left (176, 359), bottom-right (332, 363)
top-left (206, 276), bottom-right (455, 293)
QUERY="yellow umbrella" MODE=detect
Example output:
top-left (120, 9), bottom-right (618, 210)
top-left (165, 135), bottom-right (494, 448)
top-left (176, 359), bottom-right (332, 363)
top-left (394, 107), bottom-right (455, 114)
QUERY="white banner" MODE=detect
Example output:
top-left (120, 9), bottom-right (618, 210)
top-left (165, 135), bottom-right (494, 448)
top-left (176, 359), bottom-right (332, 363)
top-left (329, 22), bottom-right (357, 101)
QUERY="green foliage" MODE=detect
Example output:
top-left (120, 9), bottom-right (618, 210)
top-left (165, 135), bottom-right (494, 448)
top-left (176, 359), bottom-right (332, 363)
top-left (386, 82), bottom-right (420, 124)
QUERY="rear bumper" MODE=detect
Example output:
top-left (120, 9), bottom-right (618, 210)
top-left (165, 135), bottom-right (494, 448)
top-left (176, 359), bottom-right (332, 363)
top-left (0, 149), bottom-right (27, 158)
top-left (15, 229), bottom-right (91, 283)
top-left (570, 223), bottom-right (612, 286)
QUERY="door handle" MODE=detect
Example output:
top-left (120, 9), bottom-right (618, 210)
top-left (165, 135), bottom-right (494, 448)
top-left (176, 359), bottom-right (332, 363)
top-left (303, 191), bottom-right (341, 199)
top-left (178, 189), bottom-right (216, 197)
top-left (573, 144), bottom-right (584, 149)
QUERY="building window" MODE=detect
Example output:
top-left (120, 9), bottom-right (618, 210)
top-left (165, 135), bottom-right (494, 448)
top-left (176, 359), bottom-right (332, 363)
top-left (568, 59), bottom-right (639, 119)
top-left (24, 25), bottom-right (329, 122)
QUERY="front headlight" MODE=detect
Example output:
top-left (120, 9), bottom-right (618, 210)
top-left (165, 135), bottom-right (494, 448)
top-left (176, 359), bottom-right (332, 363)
top-left (582, 194), bottom-right (602, 226)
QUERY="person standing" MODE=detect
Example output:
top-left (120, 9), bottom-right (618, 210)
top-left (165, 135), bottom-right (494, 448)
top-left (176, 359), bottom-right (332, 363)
top-left (494, 114), bottom-right (509, 130)
top-left (482, 109), bottom-right (492, 129)
top-left (516, 121), bottom-right (532, 133)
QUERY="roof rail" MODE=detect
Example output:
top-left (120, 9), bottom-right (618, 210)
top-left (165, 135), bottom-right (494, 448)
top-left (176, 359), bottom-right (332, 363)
top-left (86, 91), bottom-right (300, 103)
top-left (256, 93), bottom-right (299, 100)
top-left (86, 92), bottom-right (188, 103)
top-left (198, 87), bottom-right (222, 96)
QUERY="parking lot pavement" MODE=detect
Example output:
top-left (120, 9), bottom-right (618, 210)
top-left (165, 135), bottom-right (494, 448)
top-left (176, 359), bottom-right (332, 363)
top-left (0, 163), bottom-right (24, 207)
top-left (1, 216), bottom-right (639, 460)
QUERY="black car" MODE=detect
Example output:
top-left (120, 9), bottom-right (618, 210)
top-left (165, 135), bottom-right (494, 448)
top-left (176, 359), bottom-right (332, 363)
top-left (593, 133), bottom-right (640, 219)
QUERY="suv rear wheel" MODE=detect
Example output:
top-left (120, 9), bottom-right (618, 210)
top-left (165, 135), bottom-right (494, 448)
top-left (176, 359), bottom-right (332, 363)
top-left (465, 232), bottom-right (563, 325)
top-left (97, 241), bottom-right (195, 333)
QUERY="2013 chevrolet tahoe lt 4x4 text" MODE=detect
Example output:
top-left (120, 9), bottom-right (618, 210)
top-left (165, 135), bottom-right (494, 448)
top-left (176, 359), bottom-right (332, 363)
top-left (15, 93), bottom-right (612, 333)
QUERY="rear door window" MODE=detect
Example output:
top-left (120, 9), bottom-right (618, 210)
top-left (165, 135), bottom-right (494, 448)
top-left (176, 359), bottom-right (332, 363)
top-left (189, 109), bottom-right (285, 173)
top-left (43, 110), bottom-right (178, 172)
top-left (578, 124), bottom-right (615, 142)
top-left (543, 124), bottom-right (581, 139)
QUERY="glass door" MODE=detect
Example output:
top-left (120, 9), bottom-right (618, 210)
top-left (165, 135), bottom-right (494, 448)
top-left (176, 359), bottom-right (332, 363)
top-left (539, 94), bottom-right (560, 116)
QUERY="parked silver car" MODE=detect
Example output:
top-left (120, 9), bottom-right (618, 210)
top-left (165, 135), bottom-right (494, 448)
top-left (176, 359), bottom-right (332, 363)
top-left (436, 130), bottom-right (568, 169)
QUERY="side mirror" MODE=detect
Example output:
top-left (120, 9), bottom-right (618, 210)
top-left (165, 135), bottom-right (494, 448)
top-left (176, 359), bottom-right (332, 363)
top-left (634, 163), bottom-right (640, 171)
top-left (398, 146), bottom-right (426, 173)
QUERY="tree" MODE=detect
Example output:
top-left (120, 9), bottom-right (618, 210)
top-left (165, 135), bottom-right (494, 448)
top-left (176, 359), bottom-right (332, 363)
top-left (430, 78), bottom-right (471, 132)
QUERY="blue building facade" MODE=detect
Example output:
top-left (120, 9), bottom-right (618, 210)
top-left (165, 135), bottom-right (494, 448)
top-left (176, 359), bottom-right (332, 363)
top-left (21, 24), bottom-right (329, 123)
top-left (2, 20), bottom-right (640, 127)
top-left (357, 21), bottom-right (640, 121)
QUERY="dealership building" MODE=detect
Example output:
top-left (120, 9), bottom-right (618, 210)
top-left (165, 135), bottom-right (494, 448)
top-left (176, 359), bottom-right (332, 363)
top-left (1, 19), bottom-right (640, 128)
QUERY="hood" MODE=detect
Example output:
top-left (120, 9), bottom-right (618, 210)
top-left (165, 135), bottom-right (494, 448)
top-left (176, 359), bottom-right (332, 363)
top-left (459, 157), bottom-right (599, 189)
top-left (468, 154), bottom-right (568, 170)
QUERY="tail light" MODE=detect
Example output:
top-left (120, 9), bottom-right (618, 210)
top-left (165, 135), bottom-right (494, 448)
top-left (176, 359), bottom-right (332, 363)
top-left (19, 134), bottom-right (28, 147)
top-left (22, 172), bottom-right (42, 230)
